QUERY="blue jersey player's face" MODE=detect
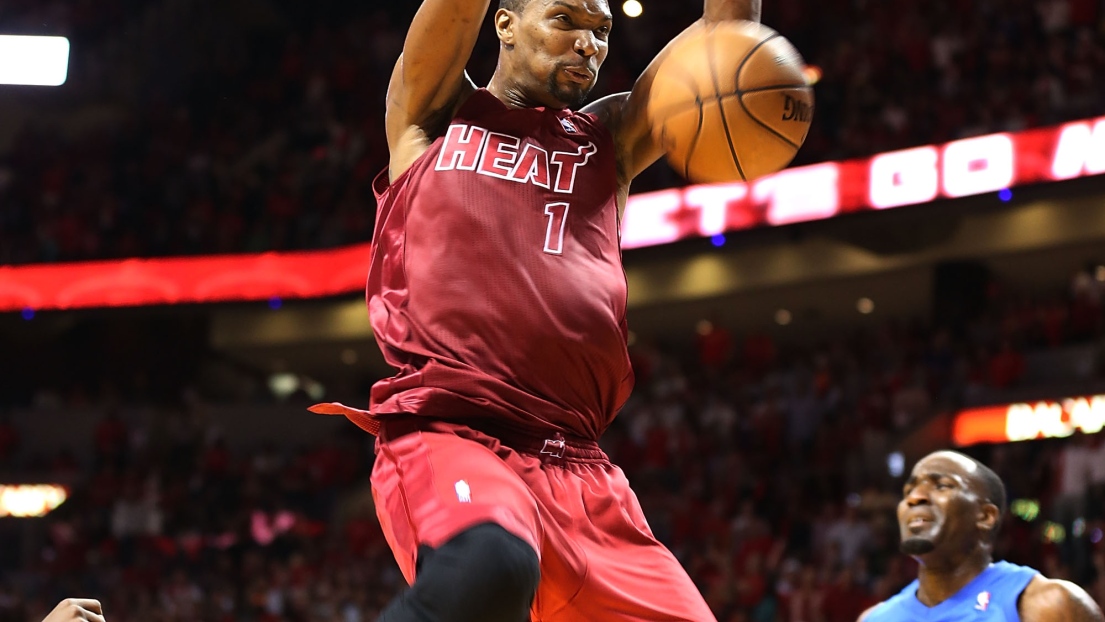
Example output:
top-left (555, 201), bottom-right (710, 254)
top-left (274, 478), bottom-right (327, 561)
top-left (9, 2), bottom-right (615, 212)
top-left (502, 0), bottom-right (612, 109)
top-left (898, 453), bottom-right (987, 558)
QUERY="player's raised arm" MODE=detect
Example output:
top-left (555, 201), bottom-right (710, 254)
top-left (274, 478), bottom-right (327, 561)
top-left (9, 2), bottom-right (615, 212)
top-left (1019, 577), bottom-right (1105, 621)
top-left (584, 0), bottom-right (761, 183)
top-left (386, 0), bottom-right (490, 153)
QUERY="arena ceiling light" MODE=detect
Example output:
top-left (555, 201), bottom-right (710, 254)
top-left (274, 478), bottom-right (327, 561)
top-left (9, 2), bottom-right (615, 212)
top-left (0, 485), bottom-right (69, 517)
top-left (774, 309), bottom-right (792, 326)
top-left (0, 35), bottom-right (70, 86)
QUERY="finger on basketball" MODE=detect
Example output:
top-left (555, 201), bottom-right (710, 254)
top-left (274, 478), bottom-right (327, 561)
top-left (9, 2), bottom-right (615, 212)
top-left (48, 599), bottom-right (104, 622)
top-left (66, 599), bottom-right (103, 615)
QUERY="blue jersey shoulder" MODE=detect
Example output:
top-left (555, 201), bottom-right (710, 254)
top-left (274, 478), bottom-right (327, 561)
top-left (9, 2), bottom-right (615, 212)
top-left (865, 561), bottom-right (1039, 622)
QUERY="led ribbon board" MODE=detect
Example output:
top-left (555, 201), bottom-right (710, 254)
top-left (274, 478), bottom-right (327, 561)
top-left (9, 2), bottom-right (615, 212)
top-left (619, 115), bottom-right (1105, 248)
top-left (0, 245), bottom-right (373, 311)
top-left (953, 394), bottom-right (1105, 446)
top-left (2, 117), bottom-right (1104, 311)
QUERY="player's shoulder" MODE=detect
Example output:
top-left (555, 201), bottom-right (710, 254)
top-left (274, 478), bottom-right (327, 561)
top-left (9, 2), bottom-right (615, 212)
top-left (992, 559), bottom-right (1034, 572)
top-left (578, 92), bottom-right (630, 140)
top-left (855, 597), bottom-right (896, 622)
top-left (1019, 575), bottom-right (1105, 621)
top-left (580, 91), bottom-right (628, 122)
top-left (989, 559), bottom-right (1039, 580)
top-left (856, 581), bottom-right (917, 622)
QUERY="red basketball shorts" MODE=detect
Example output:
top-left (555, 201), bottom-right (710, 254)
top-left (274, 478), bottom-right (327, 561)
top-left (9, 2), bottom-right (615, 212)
top-left (370, 418), bottom-right (716, 622)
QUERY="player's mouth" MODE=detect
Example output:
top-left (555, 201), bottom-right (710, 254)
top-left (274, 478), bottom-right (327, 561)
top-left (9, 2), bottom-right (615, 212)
top-left (563, 67), bottom-right (594, 84)
top-left (904, 513), bottom-right (937, 532)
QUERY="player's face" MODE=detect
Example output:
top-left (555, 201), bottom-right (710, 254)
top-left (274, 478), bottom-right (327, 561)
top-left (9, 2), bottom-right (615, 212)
top-left (897, 453), bottom-right (985, 559)
top-left (509, 0), bottom-right (612, 108)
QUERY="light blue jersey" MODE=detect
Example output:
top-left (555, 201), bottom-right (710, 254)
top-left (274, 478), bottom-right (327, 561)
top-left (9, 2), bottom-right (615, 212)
top-left (866, 561), bottom-right (1039, 622)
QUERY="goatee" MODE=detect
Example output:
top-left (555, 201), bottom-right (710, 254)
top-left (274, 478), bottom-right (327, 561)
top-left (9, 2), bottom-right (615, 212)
top-left (900, 537), bottom-right (937, 555)
top-left (548, 72), bottom-right (593, 109)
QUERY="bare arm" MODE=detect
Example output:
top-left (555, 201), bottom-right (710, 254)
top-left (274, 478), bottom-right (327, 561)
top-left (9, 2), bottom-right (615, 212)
top-left (385, 0), bottom-right (489, 172)
top-left (583, 0), bottom-right (762, 184)
top-left (1020, 577), bottom-right (1104, 622)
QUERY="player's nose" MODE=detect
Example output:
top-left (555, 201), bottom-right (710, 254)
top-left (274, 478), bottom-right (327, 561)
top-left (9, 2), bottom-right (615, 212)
top-left (574, 31), bottom-right (599, 57)
top-left (904, 487), bottom-right (930, 506)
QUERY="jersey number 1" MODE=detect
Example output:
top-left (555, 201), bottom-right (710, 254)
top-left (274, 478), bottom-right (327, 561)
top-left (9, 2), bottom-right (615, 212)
top-left (543, 202), bottom-right (570, 255)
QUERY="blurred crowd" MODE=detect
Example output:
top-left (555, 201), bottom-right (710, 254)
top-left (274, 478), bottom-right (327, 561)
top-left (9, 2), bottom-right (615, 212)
top-left (1, 268), bottom-right (1104, 621)
top-left (608, 298), bottom-right (1105, 620)
top-left (2, 0), bottom-right (1105, 264)
top-left (0, 409), bottom-right (399, 622)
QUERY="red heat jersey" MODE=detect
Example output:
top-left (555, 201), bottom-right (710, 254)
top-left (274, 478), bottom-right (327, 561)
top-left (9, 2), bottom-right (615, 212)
top-left (364, 89), bottom-right (633, 440)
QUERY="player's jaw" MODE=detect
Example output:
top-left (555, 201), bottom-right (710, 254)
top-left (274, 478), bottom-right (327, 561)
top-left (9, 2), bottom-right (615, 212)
top-left (898, 491), bottom-right (978, 560)
top-left (898, 501), bottom-right (943, 556)
top-left (546, 61), bottom-right (598, 108)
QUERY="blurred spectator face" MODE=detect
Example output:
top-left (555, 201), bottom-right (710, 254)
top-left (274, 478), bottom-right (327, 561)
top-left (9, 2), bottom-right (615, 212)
top-left (496, 0), bottom-right (612, 109)
top-left (897, 452), bottom-right (997, 559)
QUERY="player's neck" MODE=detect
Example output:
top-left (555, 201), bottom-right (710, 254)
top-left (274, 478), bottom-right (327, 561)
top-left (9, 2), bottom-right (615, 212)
top-left (486, 73), bottom-right (521, 108)
top-left (915, 548), bottom-right (992, 607)
top-left (487, 70), bottom-right (564, 110)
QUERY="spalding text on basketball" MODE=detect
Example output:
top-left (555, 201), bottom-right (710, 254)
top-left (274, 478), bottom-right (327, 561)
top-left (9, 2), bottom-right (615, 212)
top-left (781, 95), bottom-right (812, 123)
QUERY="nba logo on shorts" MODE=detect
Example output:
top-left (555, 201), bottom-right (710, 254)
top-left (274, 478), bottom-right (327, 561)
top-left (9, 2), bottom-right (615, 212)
top-left (455, 480), bottom-right (472, 503)
top-left (974, 591), bottom-right (990, 611)
top-left (559, 118), bottom-right (578, 133)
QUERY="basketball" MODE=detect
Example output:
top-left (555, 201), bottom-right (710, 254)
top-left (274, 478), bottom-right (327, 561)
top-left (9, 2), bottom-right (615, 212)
top-left (647, 21), bottom-right (814, 183)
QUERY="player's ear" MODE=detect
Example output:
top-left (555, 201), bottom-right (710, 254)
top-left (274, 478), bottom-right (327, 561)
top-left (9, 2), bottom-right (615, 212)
top-left (977, 502), bottom-right (999, 539)
top-left (495, 9), bottom-right (517, 46)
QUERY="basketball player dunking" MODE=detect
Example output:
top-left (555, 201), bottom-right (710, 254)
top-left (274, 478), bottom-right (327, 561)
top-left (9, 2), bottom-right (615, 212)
top-left (859, 451), bottom-right (1104, 622)
top-left (308, 0), bottom-right (759, 620)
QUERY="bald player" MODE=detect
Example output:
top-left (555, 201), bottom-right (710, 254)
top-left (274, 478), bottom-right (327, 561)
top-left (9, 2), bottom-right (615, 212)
top-left (859, 450), bottom-right (1104, 622)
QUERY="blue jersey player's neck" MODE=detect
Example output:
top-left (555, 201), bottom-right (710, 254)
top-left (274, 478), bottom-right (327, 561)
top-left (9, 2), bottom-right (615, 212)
top-left (915, 548), bottom-right (993, 607)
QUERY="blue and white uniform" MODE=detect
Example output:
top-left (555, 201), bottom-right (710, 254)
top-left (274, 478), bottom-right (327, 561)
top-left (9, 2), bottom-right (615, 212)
top-left (866, 561), bottom-right (1039, 621)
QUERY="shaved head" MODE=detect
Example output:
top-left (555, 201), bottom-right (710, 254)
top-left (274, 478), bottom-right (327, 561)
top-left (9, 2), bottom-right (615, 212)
top-left (499, 0), bottom-right (531, 12)
top-left (930, 450), bottom-right (1007, 536)
top-left (899, 450), bottom-right (1008, 559)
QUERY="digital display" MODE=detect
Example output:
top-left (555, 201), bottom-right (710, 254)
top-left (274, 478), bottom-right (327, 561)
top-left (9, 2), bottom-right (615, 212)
top-left (953, 394), bottom-right (1105, 446)
top-left (2, 116), bottom-right (1104, 311)
top-left (620, 116), bottom-right (1105, 248)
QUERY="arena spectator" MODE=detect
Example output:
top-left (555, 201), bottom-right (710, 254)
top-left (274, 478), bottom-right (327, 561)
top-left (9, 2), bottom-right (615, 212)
top-left (1, 273), bottom-right (1100, 619)
top-left (2, 0), bottom-right (1104, 264)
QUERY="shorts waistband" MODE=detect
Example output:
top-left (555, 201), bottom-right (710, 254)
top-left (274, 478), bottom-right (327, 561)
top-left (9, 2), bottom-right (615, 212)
top-left (474, 422), bottom-right (607, 463)
top-left (381, 417), bottom-right (608, 463)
